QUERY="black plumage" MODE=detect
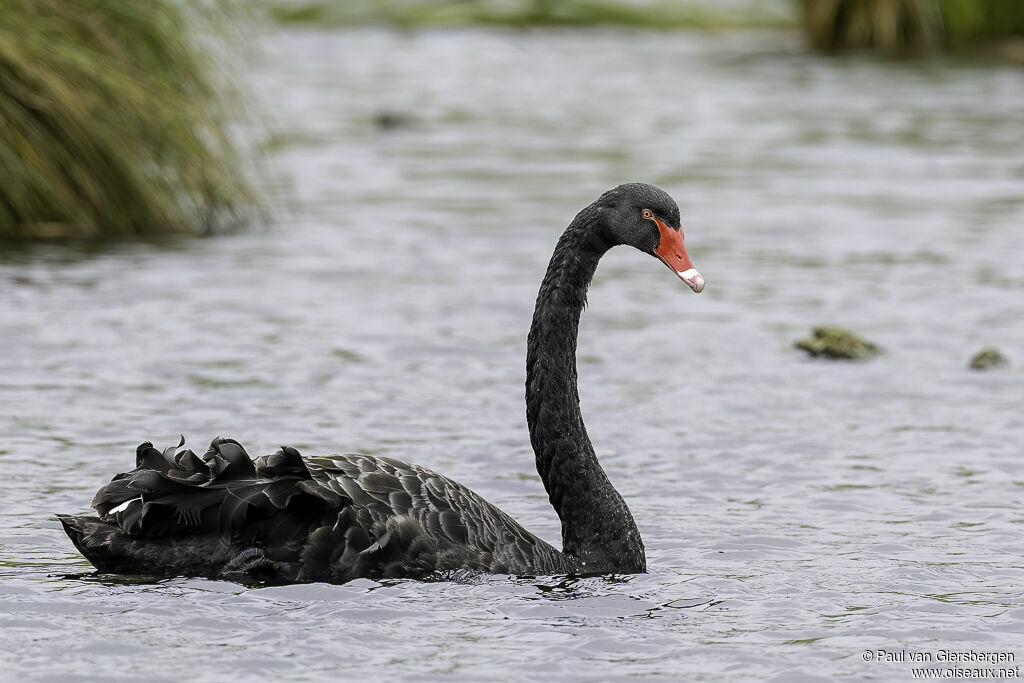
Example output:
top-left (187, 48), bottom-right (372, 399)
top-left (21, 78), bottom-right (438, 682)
top-left (58, 183), bottom-right (703, 584)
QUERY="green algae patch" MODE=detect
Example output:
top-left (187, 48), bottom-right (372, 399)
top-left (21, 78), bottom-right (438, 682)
top-left (794, 326), bottom-right (881, 360)
top-left (968, 347), bottom-right (1009, 370)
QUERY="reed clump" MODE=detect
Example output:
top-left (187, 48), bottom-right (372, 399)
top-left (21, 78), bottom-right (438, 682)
top-left (0, 0), bottom-right (252, 238)
top-left (939, 0), bottom-right (1024, 45)
top-left (799, 0), bottom-right (1024, 55)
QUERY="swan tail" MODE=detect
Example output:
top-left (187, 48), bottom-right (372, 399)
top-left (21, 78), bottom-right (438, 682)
top-left (58, 437), bottom-right (349, 580)
top-left (57, 513), bottom-right (105, 566)
top-left (56, 512), bottom-right (228, 576)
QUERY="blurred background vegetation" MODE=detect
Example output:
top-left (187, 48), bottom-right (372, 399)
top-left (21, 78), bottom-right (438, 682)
top-left (2, 0), bottom-right (1022, 240)
top-left (0, 0), bottom-right (251, 238)
top-left (800, 0), bottom-right (1024, 54)
top-left (268, 0), bottom-right (1024, 46)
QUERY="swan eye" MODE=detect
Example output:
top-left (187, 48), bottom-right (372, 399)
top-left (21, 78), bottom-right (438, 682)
top-left (642, 209), bottom-right (653, 220)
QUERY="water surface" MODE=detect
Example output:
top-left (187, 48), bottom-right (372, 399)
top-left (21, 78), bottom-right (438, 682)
top-left (2, 27), bottom-right (1023, 681)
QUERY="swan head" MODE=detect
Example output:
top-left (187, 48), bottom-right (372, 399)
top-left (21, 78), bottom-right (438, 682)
top-left (595, 183), bottom-right (705, 293)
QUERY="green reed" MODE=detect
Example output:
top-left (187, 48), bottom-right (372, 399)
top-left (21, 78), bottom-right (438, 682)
top-left (0, 0), bottom-right (253, 238)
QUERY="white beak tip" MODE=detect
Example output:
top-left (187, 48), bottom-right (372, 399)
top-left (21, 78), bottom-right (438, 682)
top-left (678, 268), bottom-right (705, 293)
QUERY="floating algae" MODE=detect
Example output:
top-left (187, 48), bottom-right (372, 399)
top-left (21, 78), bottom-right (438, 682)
top-left (968, 348), bottom-right (1009, 370)
top-left (794, 326), bottom-right (881, 360)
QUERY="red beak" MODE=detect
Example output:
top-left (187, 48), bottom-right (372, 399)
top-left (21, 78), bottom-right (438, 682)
top-left (653, 218), bottom-right (704, 293)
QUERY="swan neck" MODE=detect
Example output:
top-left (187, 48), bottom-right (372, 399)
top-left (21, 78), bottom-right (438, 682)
top-left (525, 215), bottom-right (645, 573)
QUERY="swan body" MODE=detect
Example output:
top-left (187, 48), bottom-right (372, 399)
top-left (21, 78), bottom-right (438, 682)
top-left (58, 183), bottom-right (704, 584)
top-left (61, 441), bottom-right (574, 582)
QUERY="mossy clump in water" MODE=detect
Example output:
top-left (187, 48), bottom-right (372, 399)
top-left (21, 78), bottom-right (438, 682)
top-left (795, 327), bottom-right (881, 360)
top-left (0, 0), bottom-right (253, 238)
top-left (968, 347), bottom-right (1010, 370)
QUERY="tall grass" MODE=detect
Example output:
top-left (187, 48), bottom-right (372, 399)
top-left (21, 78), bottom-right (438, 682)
top-left (799, 0), bottom-right (942, 54)
top-left (939, 0), bottom-right (1024, 45)
top-left (799, 0), bottom-right (1024, 54)
top-left (0, 0), bottom-right (252, 238)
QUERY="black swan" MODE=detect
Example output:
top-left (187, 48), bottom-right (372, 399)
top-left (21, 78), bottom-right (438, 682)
top-left (58, 183), bottom-right (705, 584)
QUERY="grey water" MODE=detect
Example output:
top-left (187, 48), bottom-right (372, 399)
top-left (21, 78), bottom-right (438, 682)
top-left (2, 27), bottom-right (1023, 681)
